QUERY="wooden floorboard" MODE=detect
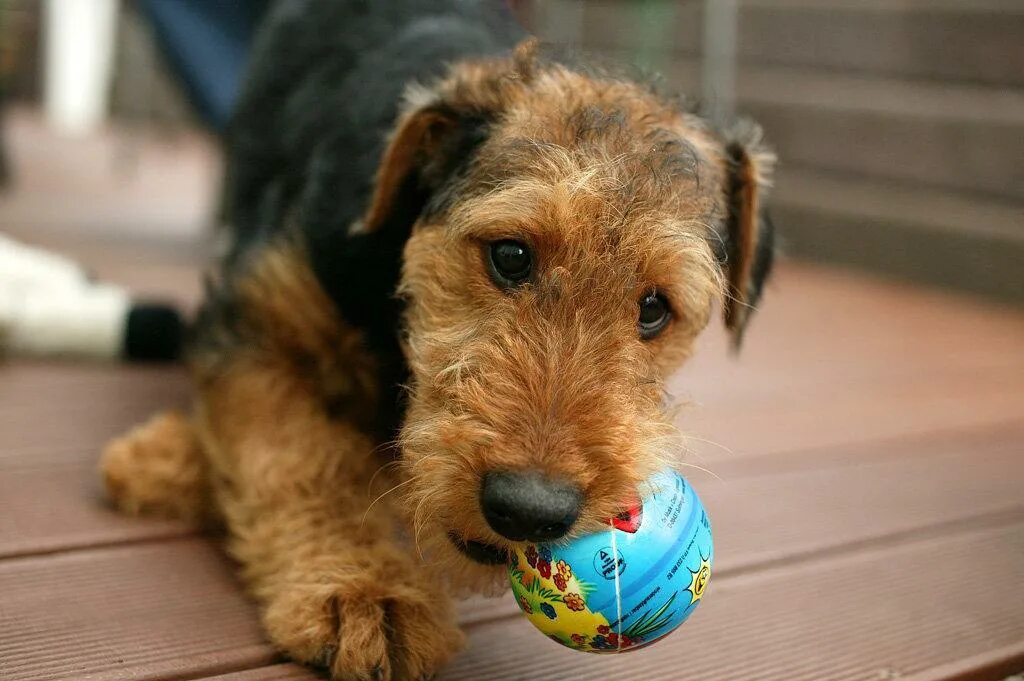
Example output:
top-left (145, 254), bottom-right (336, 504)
top-left (0, 541), bottom-right (275, 681)
top-left (2, 416), bottom-right (1020, 680)
top-left (696, 431), bottom-right (1024, 576)
top-left (0, 461), bottom-right (190, 559)
top-left (442, 522), bottom-right (1024, 681)
top-left (0, 363), bottom-right (192, 458)
top-left (679, 264), bottom-right (1024, 401)
top-left (674, 266), bottom-right (1024, 460)
top-left (0, 363), bottom-right (194, 559)
top-left (687, 367), bottom-right (1024, 460)
top-left (201, 666), bottom-right (321, 681)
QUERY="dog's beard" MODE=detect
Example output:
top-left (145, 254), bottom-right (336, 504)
top-left (395, 471), bottom-right (510, 595)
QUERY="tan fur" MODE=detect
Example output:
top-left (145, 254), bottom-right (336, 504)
top-left (101, 45), bottom-right (770, 680)
top-left (101, 410), bottom-right (213, 524)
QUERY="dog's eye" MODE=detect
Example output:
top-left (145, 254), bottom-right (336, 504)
top-left (487, 240), bottom-right (532, 288)
top-left (638, 292), bottom-right (671, 339)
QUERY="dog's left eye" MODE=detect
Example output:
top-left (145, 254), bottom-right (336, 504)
top-left (638, 292), bottom-right (671, 339)
top-left (487, 240), bottom-right (532, 288)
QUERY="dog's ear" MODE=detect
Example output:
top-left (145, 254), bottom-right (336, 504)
top-left (302, 102), bottom-right (491, 437)
top-left (313, 100), bottom-right (491, 332)
top-left (362, 103), bottom-right (489, 236)
top-left (314, 41), bottom-right (537, 317)
top-left (362, 38), bottom-right (540, 235)
top-left (720, 125), bottom-right (776, 349)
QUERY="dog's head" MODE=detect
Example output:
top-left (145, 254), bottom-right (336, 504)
top-left (346, 44), bottom-right (774, 589)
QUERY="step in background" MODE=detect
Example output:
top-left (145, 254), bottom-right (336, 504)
top-left (525, 0), bottom-right (1024, 303)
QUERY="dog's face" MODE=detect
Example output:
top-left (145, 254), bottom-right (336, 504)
top-left (359, 47), bottom-right (773, 590)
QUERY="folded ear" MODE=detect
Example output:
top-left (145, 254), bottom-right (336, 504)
top-left (361, 39), bottom-right (542, 237)
top-left (362, 102), bottom-right (489, 236)
top-left (721, 125), bottom-right (776, 348)
top-left (296, 97), bottom-right (493, 438)
top-left (307, 41), bottom-right (538, 327)
top-left (309, 97), bottom-right (491, 342)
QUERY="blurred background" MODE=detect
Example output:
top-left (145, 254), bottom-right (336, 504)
top-left (1, 0), bottom-right (1021, 303)
top-left (1, 3), bottom-right (1022, 681)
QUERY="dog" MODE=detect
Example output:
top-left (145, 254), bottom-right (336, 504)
top-left (100, 1), bottom-right (775, 679)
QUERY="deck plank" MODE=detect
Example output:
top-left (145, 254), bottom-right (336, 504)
top-left (679, 264), bottom-right (1024, 399)
top-left (3, 388), bottom-right (1020, 570)
top-left (0, 460), bottom-right (192, 559)
top-left (682, 368), bottom-right (1024, 460)
top-left (0, 363), bottom-right (194, 558)
top-left (0, 541), bottom-right (275, 681)
top-left (689, 430), bottom-right (1024, 576)
top-left (441, 522), bottom-right (1024, 681)
top-left (3, 423), bottom-right (1021, 680)
top-left (673, 266), bottom-right (1024, 460)
top-left (0, 363), bottom-right (191, 459)
top-left (200, 665), bottom-right (321, 681)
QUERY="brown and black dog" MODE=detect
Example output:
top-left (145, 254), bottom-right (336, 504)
top-left (101, 2), bottom-right (774, 679)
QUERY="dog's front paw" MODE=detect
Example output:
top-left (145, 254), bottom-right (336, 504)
top-left (263, 570), bottom-right (464, 681)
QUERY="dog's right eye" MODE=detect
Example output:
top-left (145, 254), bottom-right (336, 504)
top-left (638, 291), bottom-right (672, 339)
top-left (487, 240), bottom-right (532, 288)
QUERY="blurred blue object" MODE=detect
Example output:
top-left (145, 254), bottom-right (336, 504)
top-left (137, 0), bottom-right (269, 130)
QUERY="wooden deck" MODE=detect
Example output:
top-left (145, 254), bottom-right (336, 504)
top-left (2, 111), bottom-right (1023, 681)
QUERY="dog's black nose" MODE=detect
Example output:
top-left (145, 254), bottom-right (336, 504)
top-left (480, 471), bottom-right (583, 542)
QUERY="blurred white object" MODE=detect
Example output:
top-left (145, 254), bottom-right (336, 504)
top-left (0, 282), bottom-right (129, 359)
top-left (0, 234), bottom-right (129, 358)
top-left (0, 233), bottom-right (91, 291)
top-left (0, 235), bottom-right (184, 362)
top-left (43, 0), bottom-right (122, 135)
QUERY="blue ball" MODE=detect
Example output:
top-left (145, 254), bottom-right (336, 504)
top-left (508, 469), bottom-right (713, 653)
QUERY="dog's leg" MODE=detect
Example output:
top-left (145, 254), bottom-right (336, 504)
top-left (196, 359), bottom-right (464, 681)
top-left (101, 410), bottom-right (213, 524)
top-left (100, 405), bottom-right (211, 522)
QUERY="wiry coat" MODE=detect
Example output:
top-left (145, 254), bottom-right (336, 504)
top-left (101, 2), bottom-right (775, 679)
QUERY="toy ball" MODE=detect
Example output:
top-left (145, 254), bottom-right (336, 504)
top-left (508, 469), bottom-right (713, 653)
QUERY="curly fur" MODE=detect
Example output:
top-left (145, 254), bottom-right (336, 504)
top-left (100, 2), bottom-right (775, 679)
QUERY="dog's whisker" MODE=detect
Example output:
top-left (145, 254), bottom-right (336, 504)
top-left (680, 434), bottom-right (736, 457)
top-left (369, 437), bottom-right (402, 457)
top-left (366, 459), bottom-right (403, 496)
top-left (359, 477), bottom-right (421, 528)
top-left (672, 460), bottom-right (723, 481)
top-left (412, 499), bottom-right (439, 563)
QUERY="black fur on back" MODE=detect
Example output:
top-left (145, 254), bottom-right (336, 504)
top-left (212, 1), bottom-right (522, 437)
top-left (224, 0), bottom-right (521, 255)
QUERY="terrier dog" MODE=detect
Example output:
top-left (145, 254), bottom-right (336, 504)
top-left (101, 1), bottom-right (775, 679)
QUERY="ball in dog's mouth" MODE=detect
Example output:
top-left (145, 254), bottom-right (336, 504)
top-left (448, 533), bottom-right (509, 565)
